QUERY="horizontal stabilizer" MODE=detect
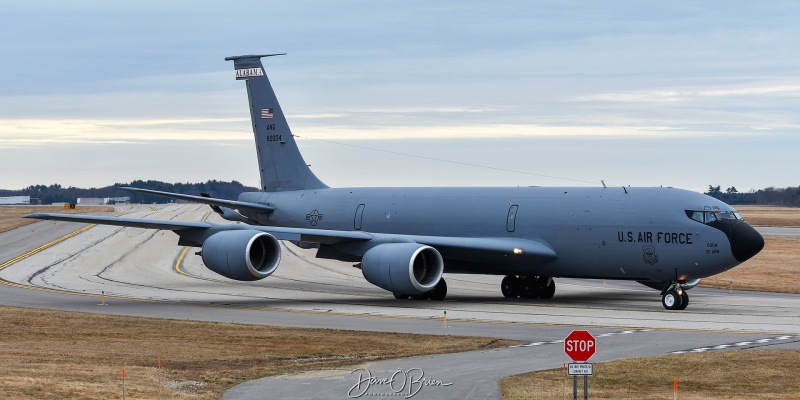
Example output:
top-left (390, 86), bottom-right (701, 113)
top-left (224, 53), bottom-right (286, 61)
top-left (122, 187), bottom-right (274, 214)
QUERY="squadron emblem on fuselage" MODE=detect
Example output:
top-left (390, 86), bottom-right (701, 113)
top-left (642, 246), bottom-right (659, 265)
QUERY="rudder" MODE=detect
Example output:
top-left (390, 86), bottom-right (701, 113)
top-left (225, 54), bottom-right (327, 192)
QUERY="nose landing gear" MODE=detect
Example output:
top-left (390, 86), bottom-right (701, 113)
top-left (661, 283), bottom-right (690, 310)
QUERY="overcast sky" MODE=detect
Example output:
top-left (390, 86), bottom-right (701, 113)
top-left (1, 1), bottom-right (798, 193)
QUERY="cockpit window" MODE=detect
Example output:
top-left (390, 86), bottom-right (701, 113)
top-left (715, 211), bottom-right (738, 221)
top-left (689, 211), bottom-right (704, 223)
top-left (685, 210), bottom-right (741, 224)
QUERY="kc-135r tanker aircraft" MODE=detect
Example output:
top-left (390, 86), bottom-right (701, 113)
top-left (27, 54), bottom-right (765, 310)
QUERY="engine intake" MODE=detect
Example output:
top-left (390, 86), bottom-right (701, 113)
top-left (201, 230), bottom-right (281, 281)
top-left (361, 243), bottom-right (443, 295)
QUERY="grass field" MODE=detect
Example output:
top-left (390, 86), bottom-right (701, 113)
top-left (0, 306), bottom-right (514, 400)
top-left (500, 350), bottom-right (800, 400)
top-left (0, 205), bottom-right (113, 234)
top-left (735, 205), bottom-right (800, 227)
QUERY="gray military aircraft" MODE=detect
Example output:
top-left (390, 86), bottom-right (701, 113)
top-left (26, 54), bottom-right (764, 310)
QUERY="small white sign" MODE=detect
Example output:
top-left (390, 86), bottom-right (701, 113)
top-left (567, 363), bottom-right (593, 376)
top-left (235, 67), bottom-right (264, 78)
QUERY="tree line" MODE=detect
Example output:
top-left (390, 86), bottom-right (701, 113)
top-left (0, 180), bottom-right (259, 205)
top-left (705, 185), bottom-right (800, 206)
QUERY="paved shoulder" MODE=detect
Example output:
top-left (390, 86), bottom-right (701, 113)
top-left (756, 227), bottom-right (800, 237)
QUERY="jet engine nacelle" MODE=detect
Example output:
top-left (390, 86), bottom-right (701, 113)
top-left (361, 243), bottom-right (444, 295)
top-left (201, 230), bottom-right (281, 281)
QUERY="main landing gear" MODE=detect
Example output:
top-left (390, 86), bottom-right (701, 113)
top-left (393, 278), bottom-right (448, 301)
top-left (661, 283), bottom-right (689, 310)
top-left (501, 275), bottom-right (555, 299)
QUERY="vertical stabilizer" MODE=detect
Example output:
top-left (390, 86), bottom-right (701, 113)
top-left (225, 54), bottom-right (327, 192)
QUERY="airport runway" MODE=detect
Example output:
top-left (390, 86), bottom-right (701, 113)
top-left (757, 226), bottom-right (800, 237)
top-left (2, 205), bottom-right (799, 399)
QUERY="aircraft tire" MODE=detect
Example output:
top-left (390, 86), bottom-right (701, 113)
top-left (501, 275), bottom-right (521, 298)
top-left (429, 278), bottom-right (447, 301)
top-left (520, 276), bottom-right (541, 299)
top-left (411, 292), bottom-right (431, 300)
top-left (662, 289), bottom-right (683, 310)
top-left (677, 291), bottom-right (689, 310)
top-left (540, 278), bottom-right (556, 299)
top-left (393, 292), bottom-right (410, 300)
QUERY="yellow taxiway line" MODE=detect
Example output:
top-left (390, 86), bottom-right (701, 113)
top-left (0, 224), bottom-right (96, 271)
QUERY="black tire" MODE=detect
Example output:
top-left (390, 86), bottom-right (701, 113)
top-left (539, 278), bottom-right (556, 299)
top-left (429, 278), bottom-right (447, 301)
top-left (410, 291), bottom-right (431, 300)
top-left (520, 276), bottom-right (541, 299)
top-left (393, 292), bottom-right (409, 300)
top-left (501, 275), bottom-right (520, 298)
top-left (662, 289), bottom-right (683, 310)
top-left (677, 291), bottom-right (689, 310)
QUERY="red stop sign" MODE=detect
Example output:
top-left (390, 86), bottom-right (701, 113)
top-left (564, 330), bottom-right (596, 362)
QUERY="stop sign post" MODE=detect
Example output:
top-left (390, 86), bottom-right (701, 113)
top-left (565, 330), bottom-right (596, 400)
top-left (564, 330), bottom-right (596, 362)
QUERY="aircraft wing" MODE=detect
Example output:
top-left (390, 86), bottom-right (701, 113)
top-left (24, 213), bottom-right (212, 231)
top-left (403, 235), bottom-right (557, 264)
top-left (23, 213), bottom-right (374, 245)
top-left (24, 213), bottom-right (556, 261)
top-left (121, 187), bottom-right (274, 214)
top-left (409, 235), bottom-right (556, 258)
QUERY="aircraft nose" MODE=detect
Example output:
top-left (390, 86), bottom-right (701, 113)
top-left (729, 222), bottom-right (764, 262)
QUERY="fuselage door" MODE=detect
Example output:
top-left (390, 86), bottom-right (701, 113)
top-left (354, 204), bottom-right (365, 230)
top-left (506, 204), bottom-right (519, 232)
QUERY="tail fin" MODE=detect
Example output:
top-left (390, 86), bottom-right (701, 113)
top-left (225, 54), bottom-right (327, 192)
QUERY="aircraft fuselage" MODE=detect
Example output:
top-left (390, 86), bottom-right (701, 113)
top-left (239, 185), bottom-right (755, 283)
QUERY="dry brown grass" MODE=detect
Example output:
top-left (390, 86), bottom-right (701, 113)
top-left (735, 205), bottom-right (800, 227)
top-left (501, 349), bottom-right (800, 400)
top-left (701, 236), bottom-right (800, 294)
top-left (0, 205), bottom-right (114, 233)
top-left (0, 305), bottom-right (515, 400)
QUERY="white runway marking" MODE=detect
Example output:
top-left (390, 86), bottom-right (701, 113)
top-left (512, 329), bottom-right (653, 347)
top-left (671, 335), bottom-right (798, 354)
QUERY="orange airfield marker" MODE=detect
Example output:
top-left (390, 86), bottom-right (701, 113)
top-left (674, 378), bottom-right (678, 400)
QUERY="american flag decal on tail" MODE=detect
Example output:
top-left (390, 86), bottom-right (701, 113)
top-left (261, 108), bottom-right (274, 119)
